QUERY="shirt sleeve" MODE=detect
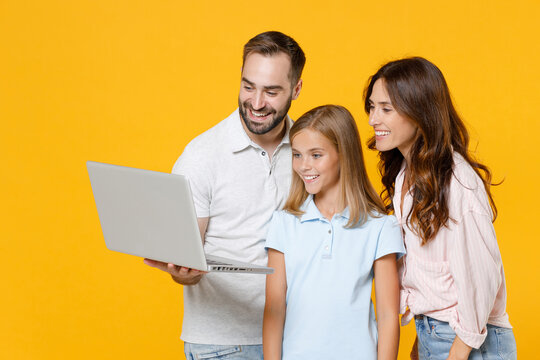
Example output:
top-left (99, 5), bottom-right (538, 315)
top-left (448, 209), bottom-right (504, 349)
top-left (265, 211), bottom-right (286, 253)
top-left (171, 141), bottom-right (212, 218)
top-left (375, 215), bottom-right (406, 260)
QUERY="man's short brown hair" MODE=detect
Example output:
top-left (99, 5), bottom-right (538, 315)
top-left (242, 31), bottom-right (306, 86)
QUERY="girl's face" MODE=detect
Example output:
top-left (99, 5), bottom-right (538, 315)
top-left (292, 128), bottom-right (340, 199)
top-left (368, 79), bottom-right (418, 160)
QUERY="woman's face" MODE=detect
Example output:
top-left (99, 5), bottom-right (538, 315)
top-left (368, 79), bottom-right (418, 160)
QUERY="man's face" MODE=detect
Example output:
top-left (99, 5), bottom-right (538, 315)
top-left (238, 52), bottom-right (301, 135)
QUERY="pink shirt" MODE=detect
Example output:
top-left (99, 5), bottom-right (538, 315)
top-left (396, 153), bottom-right (511, 349)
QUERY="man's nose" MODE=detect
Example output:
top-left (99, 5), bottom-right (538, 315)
top-left (252, 92), bottom-right (265, 110)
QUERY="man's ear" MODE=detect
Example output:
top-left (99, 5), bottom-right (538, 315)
top-left (292, 79), bottom-right (303, 100)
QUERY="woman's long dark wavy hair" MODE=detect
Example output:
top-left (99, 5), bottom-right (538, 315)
top-left (364, 57), bottom-right (498, 245)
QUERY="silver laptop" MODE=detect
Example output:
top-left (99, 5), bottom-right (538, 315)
top-left (87, 161), bottom-right (273, 274)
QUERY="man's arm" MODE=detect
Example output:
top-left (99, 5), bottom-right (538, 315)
top-left (144, 217), bottom-right (209, 285)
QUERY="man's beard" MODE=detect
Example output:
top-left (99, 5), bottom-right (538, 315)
top-left (238, 97), bottom-right (292, 135)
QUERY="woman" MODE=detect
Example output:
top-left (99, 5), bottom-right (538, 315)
top-left (364, 57), bottom-right (516, 360)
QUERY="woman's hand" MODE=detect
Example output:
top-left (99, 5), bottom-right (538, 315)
top-left (446, 335), bottom-right (472, 360)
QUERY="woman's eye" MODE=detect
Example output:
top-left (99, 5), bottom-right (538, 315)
top-left (292, 153), bottom-right (301, 158)
top-left (313, 153), bottom-right (322, 159)
top-left (383, 108), bottom-right (392, 113)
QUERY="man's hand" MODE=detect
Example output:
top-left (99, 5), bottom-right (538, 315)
top-left (144, 259), bottom-right (206, 285)
top-left (143, 217), bottom-right (209, 285)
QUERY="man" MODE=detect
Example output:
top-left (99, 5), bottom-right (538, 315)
top-left (144, 31), bottom-right (305, 360)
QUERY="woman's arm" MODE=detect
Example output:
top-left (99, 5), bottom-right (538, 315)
top-left (447, 335), bottom-right (472, 360)
top-left (263, 248), bottom-right (287, 360)
top-left (448, 210), bottom-right (503, 349)
top-left (374, 253), bottom-right (400, 360)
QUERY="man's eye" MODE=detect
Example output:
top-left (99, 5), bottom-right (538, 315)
top-left (267, 92), bottom-right (277, 96)
top-left (244, 86), bottom-right (253, 91)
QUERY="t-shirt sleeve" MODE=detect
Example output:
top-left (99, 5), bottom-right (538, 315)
top-left (171, 141), bottom-right (212, 218)
top-left (447, 210), bottom-right (503, 349)
top-left (375, 215), bottom-right (406, 260)
top-left (265, 211), bottom-right (286, 253)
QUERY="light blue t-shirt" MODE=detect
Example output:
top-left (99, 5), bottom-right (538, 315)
top-left (265, 196), bottom-right (405, 360)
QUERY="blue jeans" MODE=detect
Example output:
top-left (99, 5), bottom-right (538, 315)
top-left (184, 342), bottom-right (263, 360)
top-left (415, 316), bottom-right (517, 360)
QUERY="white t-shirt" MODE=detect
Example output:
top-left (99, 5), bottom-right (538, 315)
top-left (172, 109), bottom-right (293, 345)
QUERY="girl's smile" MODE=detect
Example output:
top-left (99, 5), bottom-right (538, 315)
top-left (291, 129), bottom-right (340, 203)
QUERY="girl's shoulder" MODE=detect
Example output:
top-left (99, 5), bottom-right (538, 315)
top-left (270, 209), bottom-right (302, 225)
top-left (361, 214), bottom-right (405, 256)
top-left (360, 213), bottom-right (400, 232)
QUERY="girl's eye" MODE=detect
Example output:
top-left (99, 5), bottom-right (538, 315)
top-left (292, 153), bottom-right (301, 158)
top-left (383, 108), bottom-right (392, 113)
top-left (312, 153), bottom-right (322, 159)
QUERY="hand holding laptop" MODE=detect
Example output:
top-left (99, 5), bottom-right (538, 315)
top-left (142, 214), bottom-right (209, 285)
top-left (143, 258), bottom-right (207, 285)
top-left (87, 161), bottom-right (273, 274)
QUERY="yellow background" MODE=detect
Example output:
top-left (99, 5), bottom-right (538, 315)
top-left (2, 0), bottom-right (538, 358)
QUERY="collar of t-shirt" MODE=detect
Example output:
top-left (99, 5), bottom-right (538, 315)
top-left (299, 195), bottom-right (350, 223)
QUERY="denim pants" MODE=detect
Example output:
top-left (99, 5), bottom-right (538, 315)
top-left (184, 342), bottom-right (263, 360)
top-left (415, 316), bottom-right (517, 360)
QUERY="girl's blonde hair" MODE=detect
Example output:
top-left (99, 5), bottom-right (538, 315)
top-left (283, 105), bottom-right (386, 227)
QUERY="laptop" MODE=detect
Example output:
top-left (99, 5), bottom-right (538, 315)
top-left (87, 161), bottom-right (273, 274)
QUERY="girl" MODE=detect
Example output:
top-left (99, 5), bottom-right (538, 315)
top-left (263, 105), bottom-right (404, 360)
top-left (364, 57), bottom-right (517, 360)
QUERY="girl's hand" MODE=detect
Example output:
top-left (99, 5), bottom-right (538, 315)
top-left (263, 249), bottom-right (287, 360)
top-left (374, 253), bottom-right (400, 360)
top-left (410, 337), bottom-right (419, 360)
